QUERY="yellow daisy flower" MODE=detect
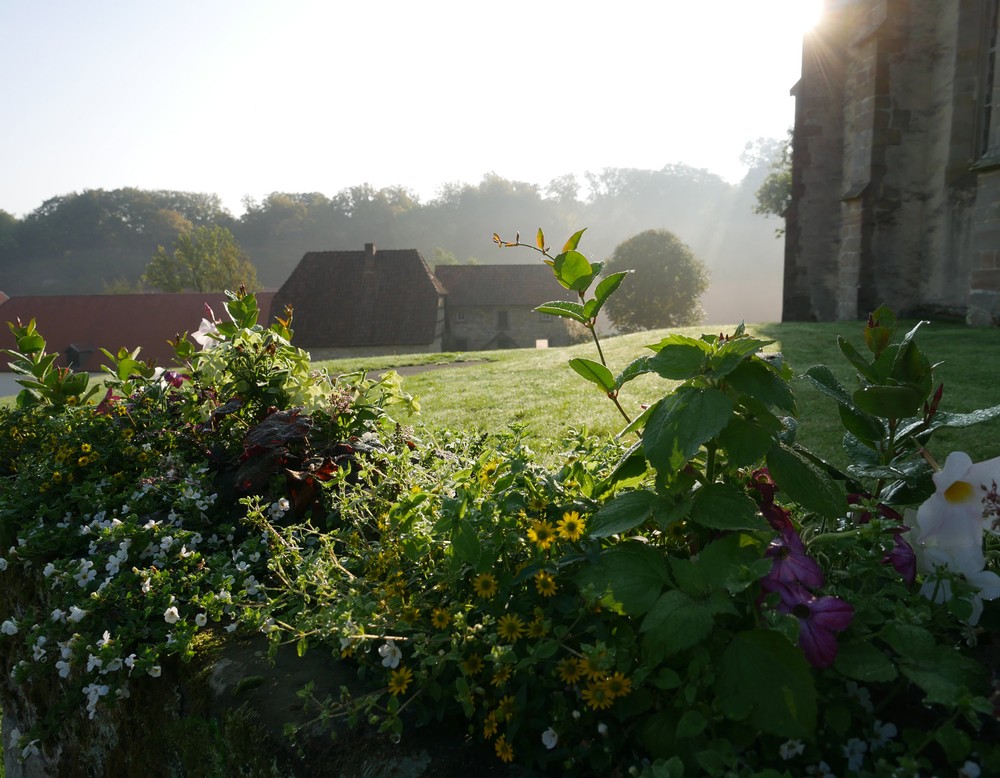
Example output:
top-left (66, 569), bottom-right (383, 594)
top-left (461, 654), bottom-right (484, 676)
top-left (496, 613), bottom-right (525, 643)
top-left (603, 671), bottom-right (633, 700)
top-left (527, 615), bottom-right (548, 639)
top-left (491, 664), bottom-right (513, 688)
top-left (483, 710), bottom-right (498, 739)
top-left (557, 511), bottom-right (586, 541)
top-left (430, 607), bottom-right (451, 629)
top-left (527, 520), bottom-right (557, 550)
top-left (581, 680), bottom-right (614, 710)
top-left (388, 666), bottom-right (413, 696)
top-left (534, 570), bottom-right (557, 597)
top-left (495, 734), bottom-right (514, 763)
top-left (556, 657), bottom-right (584, 685)
top-left (496, 694), bottom-right (516, 721)
top-left (472, 573), bottom-right (498, 599)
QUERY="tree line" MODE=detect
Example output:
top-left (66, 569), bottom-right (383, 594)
top-left (0, 144), bottom-right (788, 323)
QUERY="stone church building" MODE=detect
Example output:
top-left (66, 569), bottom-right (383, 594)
top-left (783, 0), bottom-right (1000, 323)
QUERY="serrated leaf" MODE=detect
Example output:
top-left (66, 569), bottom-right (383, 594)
top-left (676, 710), bottom-right (708, 738)
top-left (718, 417), bottom-right (777, 468)
top-left (534, 300), bottom-right (588, 324)
top-left (725, 360), bottom-right (797, 413)
top-left (615, 356), bottom-right (654, 390)
top-left (643, 388), bottom-right (734, 474)
top-left (689, 482), bottom-right (768, 531)
top-left (569, 358), bottom-right (615, 392)
top-left (709, 337), bottom-right (775, 377)
top-left (584, 270), bottom-right (629, 320)
top-left (834, 641), bottom-right (898, 682)
top-left (766, 445), bottom-right (847, 520)
top-left (562, 228), bottom-right (587, 252)
top-left (451, 521), bottom-right (481, 565)
top-left (575, 542), bottom-right (670, 616)
top-left (641, 590), bottom-right (714, 661)
top-left (715, 629), bottom-right (817, 739)
top-left (589, 490), bottom-right (658, 537)
top-left (648, 337), bottom-right (710, 379)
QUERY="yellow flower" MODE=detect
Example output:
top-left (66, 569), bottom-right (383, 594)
top-left (494, 734), bottom-right (514, 763)
top-left (472, 573), bottom-right (498, 599)
top-left (557, 511), bottom-right (586, 541)
top-left (581, 680), bottom-right (614, 710)
top-left (527, 615), bottom-right (548, 639)
top-left (556, 657), bottom-right (583, 685)
top-left (579, 653), bottom-right (606, 681)
top-left (534, 570), bottom-right (557, 597)
top-left (51, 471), bottom-right (63, 484)
top-left (496, 613), bottom-right (525, 643)
top-left (527, 520), bottom-right (557, 550)
top-left (461, 654), bottom-right (484, 676)
top-left (430, 608), bottom-right (451, 629)
top-left (483, 711), bottom-right (498, 739)
top-left (80, 443), bottom-right (92, 454)
top-left (603, 672), bottom-right (633, 700)
top-left (400, 604), bottom-right (420, 624)
top-left (388, 665), bottom-right (413, 696)
top-left (491, 664), bottom-right (512, 687)
top-left (496, 694), bottom-right (516, 721)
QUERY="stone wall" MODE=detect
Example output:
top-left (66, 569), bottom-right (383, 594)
top-left (443, 306), bottom-right (576, 351)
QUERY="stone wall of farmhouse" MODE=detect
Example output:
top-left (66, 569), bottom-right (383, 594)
top-left (444, 306), bottom-right (576, 351)
top-left (784, 0), bottom-right (1000, 324)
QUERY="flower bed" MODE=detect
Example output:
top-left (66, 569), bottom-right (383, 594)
top-left (2, 234), bottom-right (1000, 776)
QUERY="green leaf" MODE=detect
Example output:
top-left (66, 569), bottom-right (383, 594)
top-left (590, 270), bottom-right (629, 313)
top-left (837, 335), bottom-right (878, 381)
top-left (834, 641), bottom-right (898, 683)
top-left (724, 360), bottom-right (796, 413)
top-left (648, 337), bottom-right (710, 379)
top-left (614, 356), bottom-right (654, 390)
top-left (575, 542), bottom-right (670, 616)
top-left (766, 445), bottom-right (847, 520)
top-left (852, 384), bottom-right (923, 419)
top-left (534, 301), bottom-right (588, 324)
top-left (709, 337), bottom-right (775, 378)
top-left (589, 490), bottom-right (658, 537)
top-left (641, 590), bottom-right (714, 662)
top-left (689, 483), bottom-right (768, 531)
top-left (643, 388), bottom-right (734, 474)
top-left (14, 332), bottom-right (45, 354)
top-left (838, 405), bottom-right (884, 445)
top-left (929, 403), bottom-right (1000, 429)
top-left (562, 228), bottom-right (586, 252)
top-left (451, 521), bottom-right (481, 566)
top-left (676, 709), bottom-right (708, 738)
top-left (552, 249), bottom-right (593, 291)
top-left (715, 629), bottom-right (817, 739)
top-left (802, 364), bottom-right (853, 406)
top-left (891, 339), bottom-right (934, 398)
top-left (568, 358), bottom-right (615, 393)
top-left (718, 417), bottom-right (777, 468)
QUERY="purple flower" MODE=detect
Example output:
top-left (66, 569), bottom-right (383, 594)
top-left (882, 529), bottom-right (916, 585)
top-left (764, 528), bottom-right (825, 589)
top-left (775, 583), bottom-right (854, 668)
top-left (162, 371), bottom-right (189, 388)
top-left (749, 469), bottom-right (794, 531)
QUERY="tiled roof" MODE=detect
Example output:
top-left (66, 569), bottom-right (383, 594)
top-left (271, 245), bottom-right (446, 348)
top-left (435, 264), bottom-right (575, 307)
top-left (0, 292), bottom-right (274, 372)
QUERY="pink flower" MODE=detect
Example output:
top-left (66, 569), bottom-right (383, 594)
top-left (764, 528), bottom-right (824, 589)
top-left (773, 582), bottom-right (854, 668)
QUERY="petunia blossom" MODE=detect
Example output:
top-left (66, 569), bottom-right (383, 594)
top-left (774, 582), bottom-right (854, 668)
top-left (764, 528), bottom-right (824, 589)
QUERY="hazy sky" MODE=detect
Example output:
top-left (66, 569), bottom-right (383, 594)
top-left (1, 1), bottom-right (822, 218)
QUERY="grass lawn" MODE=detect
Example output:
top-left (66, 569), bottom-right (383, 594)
top-left (315, 319), bottom-right (1000, 468)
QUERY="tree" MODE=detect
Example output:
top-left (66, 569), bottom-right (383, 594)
top-left (603, 229), bottom-right (709, 332)
top-left (747, 133), bottom-right (792, 237)
top-left (143, 225), bottom-right (259, 293)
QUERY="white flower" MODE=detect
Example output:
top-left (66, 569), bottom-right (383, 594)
top-left (68, 605), bottom-right (87, 622)
top-left (844, 680), bottom-right (874, 713)
top-left (805, 760), bottom-right (835, 778)
top-left (105, 658), bottom-right (123, 673)
top-left (43, 562), bottom-right (56, 577)
top-left (278, 497), bottom-right (291, 512)
top-left (51, 608), bottom-right (65, 622)
top-left (148, 665), bottom-right (162, 678)
top-left (163, 606), bottom-right (180, 624)
top-left (842, 737), bottom-right (867, 772)
top-left (597, 722), bottom-right (608, 736)
top-left (56, 659), bottom-right (72, 678)
top-left (541, 727), bottom-right (558, 750)
top-left (869, 720), bottom-right (897, 751)
top-left (195, 613), bottom-right (207, 627)
top-left (0, 557), bottom-right (7, 571)
top-left (379, 639), bottom-right (402, 668)
top-left (225, 623), bottom-right (237, 633)
top-left (779, 739), bottom-right (806, 760)
top-left (192, 317), bottom-right (220, 349)
top-left (1, 618), bottom-right (18, 635)
top-left (87, 654), bottom-right (103, 672)
top-left (124, 654), bottom-right (137, 674)
top-left (97, 630), bottom-right (112, 647)
top-left (960, 760), bottom-right (982, 778)
top-left (7, 727), bottom-right (20, 747)
top-left (20, 739), bottom-right (40, 759)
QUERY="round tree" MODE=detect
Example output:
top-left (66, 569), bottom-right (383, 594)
top-left (603, 229), bottom-right (709, 332)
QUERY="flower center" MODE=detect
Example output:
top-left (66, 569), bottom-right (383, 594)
top-left (791, 603), bottom-right (811, 619)
top-left (944, 480), bottom-right (975, 504)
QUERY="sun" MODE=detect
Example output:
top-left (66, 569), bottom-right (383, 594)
top-left (791, 0), bottom-right (825, 34)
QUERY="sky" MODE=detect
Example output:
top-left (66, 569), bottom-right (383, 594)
top-left (0, 1), bottom-right (822, 219)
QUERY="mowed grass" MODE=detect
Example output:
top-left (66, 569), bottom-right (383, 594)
top-left (316, 319), bottom-right (1000, 467)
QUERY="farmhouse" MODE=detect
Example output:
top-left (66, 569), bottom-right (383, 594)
top-left (270, 243), bottom-right (446, 359)
top-left (435, 264), bottom-right (580, 350)
top-left (783, 0), bottom-right (1000, 324)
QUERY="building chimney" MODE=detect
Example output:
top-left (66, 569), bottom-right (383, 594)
top-left (364, 243), bottom-right (375, 256)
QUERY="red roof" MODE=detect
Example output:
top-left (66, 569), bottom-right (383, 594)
top-left (0, 292), bottom-right (274, 372)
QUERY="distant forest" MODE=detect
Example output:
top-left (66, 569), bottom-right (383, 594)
top-left (0, 155), bottom-right (786, 324)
